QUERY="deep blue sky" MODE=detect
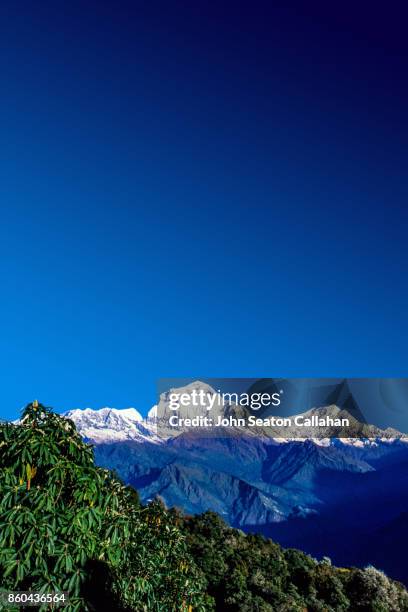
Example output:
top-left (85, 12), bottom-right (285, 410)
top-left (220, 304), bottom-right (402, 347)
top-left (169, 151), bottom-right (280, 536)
top-left (1, 2), bottom-right (407, 419)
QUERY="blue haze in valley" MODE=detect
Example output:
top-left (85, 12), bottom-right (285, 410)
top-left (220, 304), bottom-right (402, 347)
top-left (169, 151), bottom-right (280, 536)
top-left (1, 2), bottom-right (408, 423)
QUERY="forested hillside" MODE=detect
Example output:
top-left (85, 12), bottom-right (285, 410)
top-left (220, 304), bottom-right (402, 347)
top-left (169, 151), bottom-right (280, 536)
top-left (1, 403), bottom-right (407, 611)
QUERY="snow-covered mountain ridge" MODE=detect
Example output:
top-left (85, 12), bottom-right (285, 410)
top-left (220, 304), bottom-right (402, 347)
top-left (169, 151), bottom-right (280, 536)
top-left (64, 406), bottom-right (160, 443)
top-left (63, 381), bottom-right (407, 445)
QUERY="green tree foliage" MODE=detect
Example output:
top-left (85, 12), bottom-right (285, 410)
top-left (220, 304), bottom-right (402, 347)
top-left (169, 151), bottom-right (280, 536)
top-left (181, 512), bottom-right (408, 611)
top-left (0, 402), bottom-right (209, 611)
top-left (345, 566), bottom-right (408, 612)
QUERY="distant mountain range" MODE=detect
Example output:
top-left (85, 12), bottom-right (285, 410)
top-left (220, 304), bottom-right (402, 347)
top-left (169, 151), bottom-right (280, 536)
top-left (64, 406), bottom-right (159, 443)
top-left (64, 381), bottom-right (408, 586)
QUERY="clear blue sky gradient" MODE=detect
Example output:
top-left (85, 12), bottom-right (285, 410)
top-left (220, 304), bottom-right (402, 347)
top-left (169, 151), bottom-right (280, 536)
top-left (1, 2), bottom-right (407, 419)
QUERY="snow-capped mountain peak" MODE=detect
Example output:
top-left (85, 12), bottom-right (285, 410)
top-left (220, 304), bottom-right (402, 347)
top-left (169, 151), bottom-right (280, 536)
top-left (64, 406), bottom-right (159, 444)
top-left (147, 405), bottom-right (157, 420)
top-left (112, 407), bottom-right (143, 422)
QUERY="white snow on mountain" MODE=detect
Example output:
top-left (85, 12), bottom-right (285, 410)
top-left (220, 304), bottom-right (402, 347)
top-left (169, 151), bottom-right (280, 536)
top-left (64, 407), bottom-right (160, 444)
top-left (115, 408), bottom-right (143, 421)
top-left (62, 381), bottom-right (408, 446)
top-left (63, 381), bottom-right (226, 444)
top-left (147, 405), bottom-right (157, 420)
